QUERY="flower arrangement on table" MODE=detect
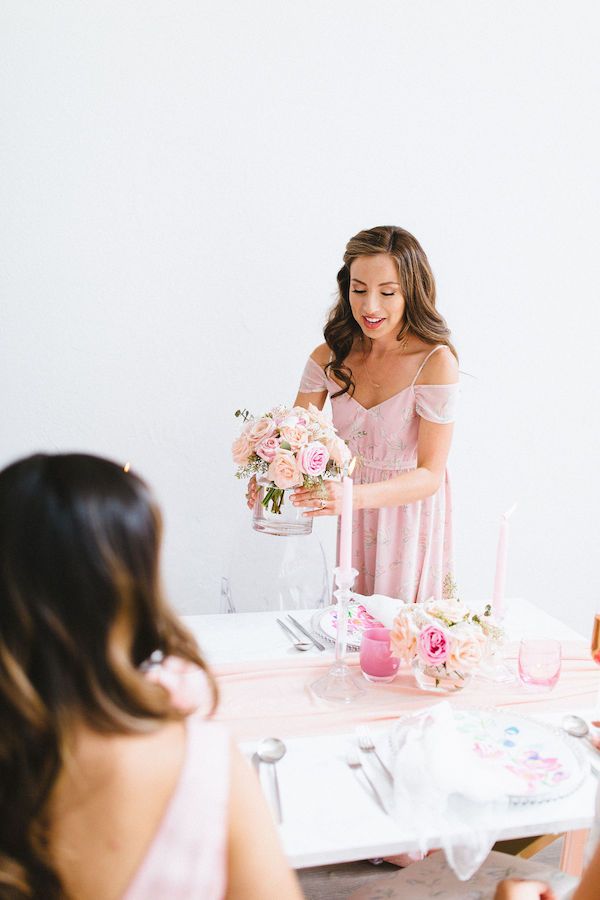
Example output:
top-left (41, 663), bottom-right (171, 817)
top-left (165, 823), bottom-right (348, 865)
top-left (232, 404), bottom-right (351, 515)
top-left (390, 578), bottom-right (504, 690)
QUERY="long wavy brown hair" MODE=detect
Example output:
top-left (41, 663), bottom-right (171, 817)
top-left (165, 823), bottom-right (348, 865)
top-left (0, 453), bottom-right (216, 899)
top-left (324, 225), bottom-right (457, 397)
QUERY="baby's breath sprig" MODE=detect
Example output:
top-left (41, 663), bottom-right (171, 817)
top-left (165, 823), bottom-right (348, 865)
top-left (235, 456), bottom-right (268, 480)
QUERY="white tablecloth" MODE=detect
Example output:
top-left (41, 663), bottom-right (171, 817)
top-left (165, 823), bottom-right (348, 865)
top-left (181, 599), bottom-right (598, 868)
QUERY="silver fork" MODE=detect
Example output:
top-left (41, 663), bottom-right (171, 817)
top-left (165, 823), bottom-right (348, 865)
top-left (356, 727), bottom-right (394, 783)
top-left (346, 751), bottom-right (388, 813)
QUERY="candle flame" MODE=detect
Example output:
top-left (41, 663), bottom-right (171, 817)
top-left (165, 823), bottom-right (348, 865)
top-left (123, 461), bottom-right (131, 473)
top-left (347, 457), bottom-right (357, 477)
top-left (502, 502), bottom-right (517, 520)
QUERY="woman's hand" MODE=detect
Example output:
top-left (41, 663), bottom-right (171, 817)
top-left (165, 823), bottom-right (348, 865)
top-left (246, 475), bottom-right (259, 510)
top-left (290, 480), bottom-right (345, 517)
top-left (494, 879), bottom-right (557, 900)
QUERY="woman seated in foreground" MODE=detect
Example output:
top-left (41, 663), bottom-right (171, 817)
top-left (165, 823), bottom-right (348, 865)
top-left (0, 453), bottom-right (302, 900)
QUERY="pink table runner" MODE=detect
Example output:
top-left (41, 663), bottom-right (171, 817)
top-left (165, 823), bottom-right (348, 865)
top-left (213, 642), bottom-right (600, 741)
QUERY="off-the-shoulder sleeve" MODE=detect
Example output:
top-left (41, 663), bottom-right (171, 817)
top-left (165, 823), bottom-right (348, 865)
top-left (298, 356), bottom-right (329, 394)
top-left (413, 383), bottom-right (459, 423)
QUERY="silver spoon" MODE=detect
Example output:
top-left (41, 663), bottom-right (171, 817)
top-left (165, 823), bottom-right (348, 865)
top-left (276, 618), bottom-right (312, 652)
top-left (257, 737), bottom-right (287, 823)
top-left (562, 714), bottom-right (598, 750)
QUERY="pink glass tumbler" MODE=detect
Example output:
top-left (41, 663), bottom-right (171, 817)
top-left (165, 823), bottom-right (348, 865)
top-left (518, 639), bottom-right (562, 691)
top-left (360, 628), bottom-right (400, 683)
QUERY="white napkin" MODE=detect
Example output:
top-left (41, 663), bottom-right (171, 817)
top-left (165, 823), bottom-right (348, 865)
top-left (353, 592), bottom-right (405, 629)
top-left (389, 702), bottom-right (512, 881)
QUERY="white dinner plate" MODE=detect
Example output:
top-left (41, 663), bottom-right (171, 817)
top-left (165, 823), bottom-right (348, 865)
top-left (311, 601), bottom-right (384, 651)
top-left (388, 707), bottom-right (589, 805)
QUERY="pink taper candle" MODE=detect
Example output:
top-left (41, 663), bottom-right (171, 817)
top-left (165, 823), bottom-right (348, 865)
top-left (339, 458), bottom-right (356, 577)
top-left (492, 503), bottom-right (517, 617)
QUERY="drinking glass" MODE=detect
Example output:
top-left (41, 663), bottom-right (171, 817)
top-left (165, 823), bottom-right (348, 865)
top-left (518, 639), bottom-right (561, 691)
top-left (360, 628), bottom-right (400, 683)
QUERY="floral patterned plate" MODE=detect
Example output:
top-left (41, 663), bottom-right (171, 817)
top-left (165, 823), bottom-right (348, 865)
top-left (388, 707), bottom-right (589, 805)
top-left (311, 601), bottom-right (384, 651)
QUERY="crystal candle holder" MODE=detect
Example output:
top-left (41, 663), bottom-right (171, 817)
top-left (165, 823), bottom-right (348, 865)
top-left (311, 567), bottom-right (365, 703)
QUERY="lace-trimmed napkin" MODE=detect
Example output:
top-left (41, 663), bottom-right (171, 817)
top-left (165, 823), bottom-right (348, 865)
top-left (389, 702), bottom-right (512, 881)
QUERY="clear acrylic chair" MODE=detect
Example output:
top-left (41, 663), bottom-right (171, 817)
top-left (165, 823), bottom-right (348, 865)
top-left (222, 526), bottom-right (331, 614)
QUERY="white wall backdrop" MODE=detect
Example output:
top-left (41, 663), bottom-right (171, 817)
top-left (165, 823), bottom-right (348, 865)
top-left (2, 1), bottom-right (599, 632)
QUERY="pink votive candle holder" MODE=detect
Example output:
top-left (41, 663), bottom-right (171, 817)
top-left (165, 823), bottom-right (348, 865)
top-left (360, 627), bottom-right (400, 684)
top-left (518, 639), bottom-right (562, 691)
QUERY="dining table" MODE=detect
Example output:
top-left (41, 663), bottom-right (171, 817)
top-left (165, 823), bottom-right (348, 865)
top-left (182, 597), bottom-right (600, 876)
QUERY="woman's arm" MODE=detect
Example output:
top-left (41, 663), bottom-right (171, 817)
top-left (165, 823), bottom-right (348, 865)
top-left (355, 417), bottom-right (453, 510)
top-left (293, 343), bottom-right (329, 411)
top-left (225, 743), bottom-right (304, 900)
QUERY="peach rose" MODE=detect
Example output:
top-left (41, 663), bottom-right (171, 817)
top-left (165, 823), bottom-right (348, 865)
top-left (267, 449), bottom-right (304, 490)
top-left (390, 608), bottom-right (420, 662)
top-left (247, 416), bottom-right (276, 445)
top-left (446, 623), bottom-right (486, 674)
top-left (307, 402), bottom-right (333, 431)
top-left (232, 431), bottom-right (253, 465)
top-left (279, 417), bottom-right (310, 450)
top-left (323, 434), bottom-right (351, 467)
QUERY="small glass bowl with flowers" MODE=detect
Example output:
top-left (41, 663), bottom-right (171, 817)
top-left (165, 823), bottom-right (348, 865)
top-left (389, 579), bottom-right (504, 692)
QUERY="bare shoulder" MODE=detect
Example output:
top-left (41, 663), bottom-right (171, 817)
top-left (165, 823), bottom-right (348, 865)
top-left (417, 345), bottom-right (459, 385)
top-left (309, 343), bottom-right (331, 367)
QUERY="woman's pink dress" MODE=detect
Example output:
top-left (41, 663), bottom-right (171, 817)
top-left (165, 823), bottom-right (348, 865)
top-left (299, 346), bottom-right (459, 603)
top-left (123, 715), bottom-right (229, 900)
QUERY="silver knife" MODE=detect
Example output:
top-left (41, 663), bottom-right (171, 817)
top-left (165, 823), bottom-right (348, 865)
top-left (286, 614), bottom-right (326, 651)
top-left (252, 752), bottom-right (261, 775)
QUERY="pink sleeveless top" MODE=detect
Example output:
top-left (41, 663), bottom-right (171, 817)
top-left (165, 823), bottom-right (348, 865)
top-left (123, 716), bottom-right (229, 900)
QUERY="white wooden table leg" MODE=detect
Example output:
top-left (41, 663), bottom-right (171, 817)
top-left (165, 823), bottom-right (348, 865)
top-left (560, 829), bottom-right (589, 877)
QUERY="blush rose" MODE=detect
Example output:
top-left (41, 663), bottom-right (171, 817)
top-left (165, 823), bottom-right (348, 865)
top-left (298, 441), bottom-right (329, 477)
top-left (418, 625), bottom-right (450, 666)
top-left (255, 435), bottom-right (281, 462)
top-left (267, 449), bottom-right (304, 490)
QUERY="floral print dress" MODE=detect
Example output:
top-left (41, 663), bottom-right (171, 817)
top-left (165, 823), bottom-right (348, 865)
top-left (298, 346), bottom-right (459, 603)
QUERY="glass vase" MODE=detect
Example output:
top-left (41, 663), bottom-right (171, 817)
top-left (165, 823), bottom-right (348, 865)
top-left (411, 657), bottom-right (471, 693)
top-left (252, 482), bottom-right (313, 536)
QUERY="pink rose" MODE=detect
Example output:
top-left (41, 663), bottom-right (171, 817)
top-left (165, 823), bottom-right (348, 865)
top-left (247, 416), bottom-right (276, 445)
top-left (232, 432), bottom-right (252, 465)
top-left (298, 441), bottom-right (329, 477)
top-left (267, 449), bottom-right (304, 490)
top-left (255, 435), bottom-right (281, 462)
top-left (145, 656), bottom-right (207, 714)
top-left (418, 625), bottom-right (449, 665)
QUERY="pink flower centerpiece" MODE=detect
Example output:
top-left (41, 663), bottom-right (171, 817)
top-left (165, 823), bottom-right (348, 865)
top-left (390, 577), bottom-right (503, 691)
top-left (232, 404), bottom-right (350, 534)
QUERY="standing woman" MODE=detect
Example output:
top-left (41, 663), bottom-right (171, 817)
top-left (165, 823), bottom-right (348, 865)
top-left (293, 225), bottom-right (459, 604)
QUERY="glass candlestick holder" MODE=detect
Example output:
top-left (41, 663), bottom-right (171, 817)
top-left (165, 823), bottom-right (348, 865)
top-left (311, 566), bottom-right (365, 703)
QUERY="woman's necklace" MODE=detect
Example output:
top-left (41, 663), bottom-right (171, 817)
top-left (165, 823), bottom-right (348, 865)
top-left (361, 335), bottom-right (409, 389)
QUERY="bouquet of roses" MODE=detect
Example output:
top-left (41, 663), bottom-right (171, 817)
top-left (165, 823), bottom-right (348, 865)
top-left (232, 404), bottom-right (350, 515)
top-left (390, 579), bottom-right (503, 685)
